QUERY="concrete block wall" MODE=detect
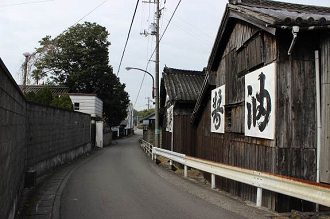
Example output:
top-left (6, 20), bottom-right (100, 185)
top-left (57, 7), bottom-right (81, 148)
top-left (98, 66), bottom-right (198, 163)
top-left (142, 129), bottom-right (162, 147)
top-left (0, 61), bottom-right (27, 219)
top-left (143, 129), bottom-right (155, 145)
top-left (0, 58), bottom-right (92, 219)
top-left (103, 131), bottom-right (112, 146)
top-left (26, 102), bottom-right (91, 175)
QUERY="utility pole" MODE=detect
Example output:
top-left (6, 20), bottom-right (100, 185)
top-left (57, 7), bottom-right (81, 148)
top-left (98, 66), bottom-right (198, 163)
top-left (146, 97), bottom-right (151, 110)
top-left (155, 0), bottom-right (160, 148)
top-left (22, 52), bottom-right (31, 93)
top-left (141, 0), bottom-right (160, 148)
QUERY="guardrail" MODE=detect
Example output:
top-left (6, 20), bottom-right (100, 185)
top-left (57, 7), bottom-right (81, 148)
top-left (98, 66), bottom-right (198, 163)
top-left (152, 147), bottom-right (330, 208)
top-left (140, 140), bottom-right (153, 156)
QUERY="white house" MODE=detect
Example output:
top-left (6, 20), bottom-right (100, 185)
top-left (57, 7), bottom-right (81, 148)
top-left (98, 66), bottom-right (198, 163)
top-left (69, 94), bottom-right (103, 118)
top-left (69, 94), bottom-right (104, 148)
top-left (126, 103), bottom-right (134, 130)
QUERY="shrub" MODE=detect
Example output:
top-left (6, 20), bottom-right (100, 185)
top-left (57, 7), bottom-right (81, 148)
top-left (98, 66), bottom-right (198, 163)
top-left (33, 87), bottom-right (53, 105)
top-left (50, 94), bottom-right (73, 110)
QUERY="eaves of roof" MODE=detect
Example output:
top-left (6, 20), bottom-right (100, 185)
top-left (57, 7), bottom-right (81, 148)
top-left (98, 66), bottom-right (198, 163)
top-left (193, 0), bottom-right (330, 125)
top-left (163, 67), bottom-right (205, 103)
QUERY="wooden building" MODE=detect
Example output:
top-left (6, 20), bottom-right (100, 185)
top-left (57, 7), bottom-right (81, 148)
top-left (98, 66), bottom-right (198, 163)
top-left (140, 112), bottom-right (156, 145)
top-left (160, 67), bottom-right (205, 155)
top-left (187, 0), bottom-right (330, 212)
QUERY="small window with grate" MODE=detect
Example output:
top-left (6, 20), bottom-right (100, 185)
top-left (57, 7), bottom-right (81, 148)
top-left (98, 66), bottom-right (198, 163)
top-left (225, 107), bottom-right (232, 132)
top-left (225, 103), bottom-right (244, 134)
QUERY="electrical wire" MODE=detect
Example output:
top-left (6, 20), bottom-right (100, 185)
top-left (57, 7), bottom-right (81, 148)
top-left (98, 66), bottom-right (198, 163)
top-left (134, 0), bottom-right (181, 109)
top-left (71, 0), bottom-right (108, 27)
top-left (20, 0), bottom-right (108, 83)
top-left (134, 73), bottom-right (146, 108)
top-left (56, 0), bottom-right (108, 37)
top-left (116, 0), bottom-right (140, 76)
top-left (134, 39), bottom-right (152, 109)
top-left (147, 0), bottom-right (181, 63)
top-left (140, 2), bottom-right (145, 33)
top-left (0, 0), bottom-right (54, 8)
top-left (174, 14), bottom-right (214, 40)
top-left (165, 17), bottom-right (212, 45)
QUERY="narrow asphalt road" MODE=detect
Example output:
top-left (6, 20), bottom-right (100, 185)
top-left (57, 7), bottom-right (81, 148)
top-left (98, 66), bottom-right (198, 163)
top-left (60, 132), bottom-right (246, 219)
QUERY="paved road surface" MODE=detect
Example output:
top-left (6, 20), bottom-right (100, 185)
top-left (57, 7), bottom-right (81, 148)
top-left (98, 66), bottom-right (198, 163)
top-left (60, 132), bottom-right (246, 219)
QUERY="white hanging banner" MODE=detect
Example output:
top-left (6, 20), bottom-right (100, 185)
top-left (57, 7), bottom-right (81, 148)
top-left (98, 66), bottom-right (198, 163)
top-left (245, 63), bottom-right (276, 140)
top-left (211, 85), bottom-right (225, 133)
top-left (166, 105), bottom-right (174, 132)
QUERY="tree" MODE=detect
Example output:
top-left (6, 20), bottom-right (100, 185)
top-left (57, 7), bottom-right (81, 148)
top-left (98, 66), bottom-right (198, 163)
top-left (25, 88), bottom-right (73, 110)
top-left (50, 94), bottom-right (73, 110)
top-left (32, 87), bottom-right (53, 105)
top-left (33, 22), bottom-right (129, 126)
top-left (25, 91), bottom-right (36, 101)
top-left (138, 108), bottom-right (155, 119)
top-left (31, 69), bottom-right (47, 85)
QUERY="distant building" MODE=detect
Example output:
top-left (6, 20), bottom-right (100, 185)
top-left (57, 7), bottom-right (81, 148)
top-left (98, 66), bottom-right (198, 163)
top-left (125, 103), bottom-right (134, 134)
top-left (160, 67), bottom-right (205, 155)
top-left (19, 85), bottom-right (107, 147)
top-left (69, 93), bottom-right (104, 148)
top-left (69, 93), bottom-right (103, 119)
top-left (114, 103), bottom-right (135, 138)
top-left (139, 113), bottom-right (156, 145)
top-left (19, 85), bottom-right (69, 95)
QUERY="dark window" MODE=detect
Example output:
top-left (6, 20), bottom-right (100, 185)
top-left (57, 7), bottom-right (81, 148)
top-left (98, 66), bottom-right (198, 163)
top-left (74, 103), bottom-right (80, 110)
top-left (225, 107), bottom-right (232, 132)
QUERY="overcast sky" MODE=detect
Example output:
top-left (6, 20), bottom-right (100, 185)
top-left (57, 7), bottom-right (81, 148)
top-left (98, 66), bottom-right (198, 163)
top-left (1, 0), bottom-right (330, 111)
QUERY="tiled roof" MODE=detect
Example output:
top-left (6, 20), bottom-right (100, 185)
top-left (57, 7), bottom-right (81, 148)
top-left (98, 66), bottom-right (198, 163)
top-left (69, 93), bottom-right (97, 96)
top-left (163, 67), bottom-right (205, 102)
top-left (19, 85), bottom-right (70, 95)
top-left (139, 113), bottom-right (155, 123)
top-left (229, 0), bottom-right (330, 26)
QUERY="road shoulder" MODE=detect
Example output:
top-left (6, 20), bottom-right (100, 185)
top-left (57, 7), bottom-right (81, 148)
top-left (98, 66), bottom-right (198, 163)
top-left (15, 147), bottom-right (107, 219)
top-left (147, 154), bottom-right (277, 219)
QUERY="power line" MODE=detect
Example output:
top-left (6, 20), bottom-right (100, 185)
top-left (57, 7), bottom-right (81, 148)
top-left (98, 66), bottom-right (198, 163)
top-left (173, 14), bottom-right (214, 40)
top-left (0, 0), bottom-right (54, 8)
top-left (147, 0), bottom-right (181, 63)
top-left (133, 61), bottom-right (153, 109)
top-left (23, 0), bottom-right (108, 79)
top-left (165, 17), bottom-right (212, 45)
top-left (116, 0), bottom-right (140, 76)
top-left (134, 0), bottom-right (178, 110)
top-left (134, 73), bottom-right (146, 108)
top-left (56, 0), bottom-right (108, 37)
top-left (71, 0), bottom-right (108, 27)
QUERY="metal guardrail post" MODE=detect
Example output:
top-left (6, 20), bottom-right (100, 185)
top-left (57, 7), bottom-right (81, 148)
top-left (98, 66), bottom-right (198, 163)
top-left (184, 165), bottom-right (188, 178)
top-left (152, 147), bottom-right (330, 207)
top-left (141, 140), bottom-right (155, 157)
top-left (211, 174), bottom-right (216, 189)
top-left (256, 187), bottom-right (263, 207)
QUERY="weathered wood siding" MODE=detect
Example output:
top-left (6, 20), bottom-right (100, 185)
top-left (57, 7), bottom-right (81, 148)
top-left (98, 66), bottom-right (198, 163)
top-left (173, 115), bottom-right (196, 156)
top-left (196, 23), bottom-right (278, 210)
top-left (196, 100), bottom-right (277, 210)
top-left (195, 21), bottom-right (319, 211)
top-left (162, 125), bottom-right (172, 151)
top-left (274, 30), bottom-right (319, 211)
top-left (276, 31), bottom-right (317, 182)
top-left (162, 106), bottom-right (197, 156)
top-left (320, 31), bottom-right (330, 184)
